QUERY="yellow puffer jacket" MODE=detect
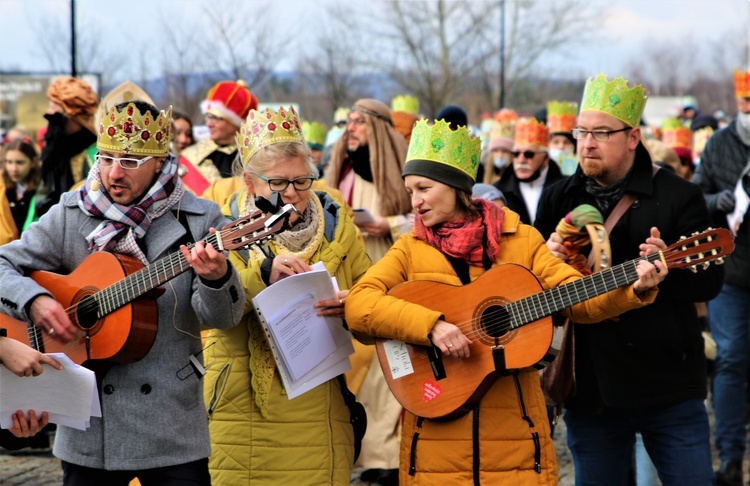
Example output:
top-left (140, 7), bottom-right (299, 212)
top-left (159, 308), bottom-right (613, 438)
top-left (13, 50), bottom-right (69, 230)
top-left (345, 208), bottom-right (656, 485)
top-left (204, 189), bottom-right (372, 485)
top-left (0, 178), bottom-right (19, 245)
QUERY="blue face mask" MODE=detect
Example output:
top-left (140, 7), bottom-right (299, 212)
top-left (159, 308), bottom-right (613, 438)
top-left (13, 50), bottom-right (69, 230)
top-left (548, 148), bottom-right (573, 162)
top-left (738, 112), bottom-right (750, 131)
top-left (492, 155), bottom-right (510, 169)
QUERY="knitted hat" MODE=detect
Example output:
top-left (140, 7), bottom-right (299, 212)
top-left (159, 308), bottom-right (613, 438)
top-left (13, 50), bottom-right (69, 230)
top-left (201, 80), bottom-right (258, 127)
top-left (402, 119), bottom-right (481, 194)
top-left (47, 76), bottom-right (98, 134)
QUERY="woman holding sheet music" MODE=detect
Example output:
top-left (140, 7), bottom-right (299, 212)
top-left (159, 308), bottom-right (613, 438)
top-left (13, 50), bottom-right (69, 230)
top-left (344, 119), bottom-right (668, 485)
top-left (202, 106), bottom-right (371, 485)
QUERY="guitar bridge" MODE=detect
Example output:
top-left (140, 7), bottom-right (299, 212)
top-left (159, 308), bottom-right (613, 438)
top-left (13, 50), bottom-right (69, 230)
top-left (492, 343), bottom-right (507, 372)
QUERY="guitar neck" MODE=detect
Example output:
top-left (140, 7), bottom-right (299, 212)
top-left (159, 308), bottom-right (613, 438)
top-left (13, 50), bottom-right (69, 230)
top-left (508, 252), bottom-right (661, 328)
top-left (94, 232), bottom-right (223, 316)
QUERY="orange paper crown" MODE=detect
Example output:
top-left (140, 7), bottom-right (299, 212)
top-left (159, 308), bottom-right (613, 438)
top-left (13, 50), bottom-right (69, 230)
top-left (736, 70), bottom-right (750, 98)
top-left (514, 118), bottom-right (548, 148)
top-left (661, 118), bottom-right (692, 150)
top-left (547, 101), bottom-right (578, 134)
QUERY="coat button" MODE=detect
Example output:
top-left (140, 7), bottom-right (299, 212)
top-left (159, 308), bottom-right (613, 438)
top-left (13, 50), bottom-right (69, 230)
top-left (141, 384), bottom-right (152, 394)
top-left (103, 384), bottom-right (115, 395)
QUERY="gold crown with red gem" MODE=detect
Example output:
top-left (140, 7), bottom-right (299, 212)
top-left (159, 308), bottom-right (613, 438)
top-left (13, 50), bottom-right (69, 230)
top-left (97, 102), bottom-right (172, 156)
top-left (237, 106), bottom-right (305, 163)
top-left (736, 69), bottom-right (750, 98)
top-left (514, 118), bottom-right (549, 148)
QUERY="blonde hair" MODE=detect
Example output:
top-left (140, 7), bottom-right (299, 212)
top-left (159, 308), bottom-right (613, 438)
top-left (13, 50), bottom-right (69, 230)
top-left (644, 139), bottom-right (680, 174)
top-left (236, 141), bottom-right (319, 179)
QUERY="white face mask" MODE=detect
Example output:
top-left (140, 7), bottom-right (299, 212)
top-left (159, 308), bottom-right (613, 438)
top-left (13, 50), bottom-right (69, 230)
top-left (492, 155), bottom-right (510, 169)
top-left (738, 112), bottom-right (750, 131)
top-left (548, 148), bottom-right (573, 162)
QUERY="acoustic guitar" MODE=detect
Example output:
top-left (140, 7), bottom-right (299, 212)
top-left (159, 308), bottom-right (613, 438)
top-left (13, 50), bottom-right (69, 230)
top-left (0, 204), bottom-right (297, 368)
top-left (376, 227), bottom-right (734, 420)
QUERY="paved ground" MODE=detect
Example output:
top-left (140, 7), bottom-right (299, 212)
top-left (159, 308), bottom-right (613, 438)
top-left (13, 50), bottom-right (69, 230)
top-left (0, 406), bottom-right (734, 485)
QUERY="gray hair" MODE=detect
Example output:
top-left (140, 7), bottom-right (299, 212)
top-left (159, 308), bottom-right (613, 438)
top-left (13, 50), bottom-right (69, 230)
top-left (235, 141), bottom-right (319, 179)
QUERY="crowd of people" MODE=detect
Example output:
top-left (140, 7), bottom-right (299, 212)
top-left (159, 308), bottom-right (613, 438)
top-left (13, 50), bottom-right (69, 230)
top-left (0, 67), bottom-right (748, 486)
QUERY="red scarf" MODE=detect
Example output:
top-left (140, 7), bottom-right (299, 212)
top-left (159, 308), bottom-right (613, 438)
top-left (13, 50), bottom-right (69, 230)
top-left (414, 199), bottom-right (504, 267)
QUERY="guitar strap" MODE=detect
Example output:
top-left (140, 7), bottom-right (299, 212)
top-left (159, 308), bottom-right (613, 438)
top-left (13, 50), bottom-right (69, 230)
top-left (171, 209), bottom-right (195, 252)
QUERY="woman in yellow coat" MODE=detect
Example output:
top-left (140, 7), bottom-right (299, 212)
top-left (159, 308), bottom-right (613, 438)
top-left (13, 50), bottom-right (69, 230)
top-left (345, 119), bottom-right (668, 485)
top-left (203, 107), bottom-right (371, 485)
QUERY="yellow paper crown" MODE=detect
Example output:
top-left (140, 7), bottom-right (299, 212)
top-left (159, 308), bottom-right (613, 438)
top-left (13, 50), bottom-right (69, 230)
top-left (735, 69), bottom-right (750, 98)
top-left (391, 95), bottom-right (420, 115)
top-left (333, 107), bottom-right (350, 124)
top-left (514, 118), bottom-right (549, 148)
top-left (580, 74), bottom-right (647, 128)
top-left (406, 119), bottom-right (482, 180)
top-left (97, 102), bottom-right (172, 156)
top-left (489, 120), bottom-right (515, 140)
top-left (238, 106), bottom-right (305, 163)
top-left (693, 126), bottom-right (714, 153)
top-left (661, 118), bottom-right (692, 150)
top-left (547, 101), bottom-right (578, 134)
top-left (301, 121), bottom-right (328, 148)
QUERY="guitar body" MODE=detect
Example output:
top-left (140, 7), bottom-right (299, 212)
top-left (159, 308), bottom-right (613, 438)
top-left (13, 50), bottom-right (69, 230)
top-left (375, 264), bottom-right (552, 420)
top-left (1, 252), bottom-right (158, 366)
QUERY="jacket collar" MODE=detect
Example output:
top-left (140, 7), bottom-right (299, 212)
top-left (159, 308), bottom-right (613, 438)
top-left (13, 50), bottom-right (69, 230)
top-left (564, 141), bottom-right (654, 197)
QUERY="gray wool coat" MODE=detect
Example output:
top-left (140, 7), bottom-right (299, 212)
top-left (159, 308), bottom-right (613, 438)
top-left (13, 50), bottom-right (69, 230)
top-left (0, 190), bottom-right (244, 470)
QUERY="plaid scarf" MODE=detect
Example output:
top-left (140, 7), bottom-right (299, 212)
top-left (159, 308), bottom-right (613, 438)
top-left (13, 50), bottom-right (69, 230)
top-left (77, 154), bottom-right (185, 265)
top-left (414, 199), bottom-right (504, 267)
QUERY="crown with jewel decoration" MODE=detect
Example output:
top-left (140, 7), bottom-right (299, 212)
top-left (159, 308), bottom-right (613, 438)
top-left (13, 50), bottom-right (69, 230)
top-left (547, 101), bottom-right (578, 134)
top-left (661, 118), bottom-right (692, 150)
top-left (580, 74), bottom-right (647, 128)
top-left (514, 118), bottom-right (549, 148)
top-left (489, 108), bottom-right (518, 140)
top-left (736, 69), bottom-right (750, 98)
top-left (97, 102), bottom-right (172, 156)
top-left (391, 95), bottom-right (420, 116)
top-left (403, 119), bottom-right (481, 193)
top-left (237, 106), bottom-right (305, 163)
top-left (301, 121), bottom-right (328, 149)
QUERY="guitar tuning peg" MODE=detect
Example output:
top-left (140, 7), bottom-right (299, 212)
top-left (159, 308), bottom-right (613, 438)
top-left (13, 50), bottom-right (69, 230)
top-left (715, 257), bottom-right (725, 265)
top-left (688, 265), bottom-right (698, 274)
top-left (679, 235), bottom-right (687, 241)
top-left (701, 262), bottom-right (711, 270)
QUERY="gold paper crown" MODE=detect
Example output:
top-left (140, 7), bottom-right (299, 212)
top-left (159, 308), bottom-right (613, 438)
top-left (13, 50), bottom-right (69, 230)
top-left (547, 101), bottom-right (578, 134)
top-left (333, 107), bottom-right (350, 124)
top-left (391, 95), bottom-right (420, 115)
top-left (661, 118), bottom-right (692, 150)
top-left (238, 106), bottom-right (305, 163)
top-left (735, 69), bottom-right (750, 98)
top-left (301, 121), bottom-right (328, 148)
top-left (406, 119), bottom-right (482, 179)
top-left (97, 102), bottom-right (172, 156)
top-left (489, 120), bottom-right (515, 140)
top-left (580, 74), bottom-right (647, 128)
top-left (693, 126), bottom-right (714, 153)
top-left (514, 118), bottom-right (549, 148)
top-left (494, 108), bottom-right (518, 124)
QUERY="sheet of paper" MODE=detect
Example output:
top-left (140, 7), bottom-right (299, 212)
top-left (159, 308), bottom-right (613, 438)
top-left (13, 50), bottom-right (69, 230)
top-left (727, 179), bottom-right (750, 235)
top-left (0, 353), bottom-right (101, 431)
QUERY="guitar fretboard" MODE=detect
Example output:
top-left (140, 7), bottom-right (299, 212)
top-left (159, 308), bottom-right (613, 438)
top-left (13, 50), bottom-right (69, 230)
top-left (93, 233), bottom-right (221, 317)
top-left (506, 252), bottom-right (661, 327)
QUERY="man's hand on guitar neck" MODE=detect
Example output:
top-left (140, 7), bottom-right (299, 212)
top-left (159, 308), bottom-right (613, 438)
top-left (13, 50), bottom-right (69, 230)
top-left (180, 228), bottom-right (229, 282)
top-left (29, 295), bottom-right (76, 343)
top-left (430, 320), bottom-right (472, 359)
top-left (633, 226), bottom-right (669, 295)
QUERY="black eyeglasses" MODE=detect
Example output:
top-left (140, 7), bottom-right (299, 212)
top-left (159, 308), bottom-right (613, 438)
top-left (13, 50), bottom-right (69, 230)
top-left (571, 127), bottom-right (630, 141)
top-left (511, 150), bottom-right (541, 159)
top-left (255, 173), bottom-right (315, 192)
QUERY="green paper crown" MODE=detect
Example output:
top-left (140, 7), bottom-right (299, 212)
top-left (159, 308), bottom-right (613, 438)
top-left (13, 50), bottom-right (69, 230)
top-left (301, 121), bottom-right (328, 148)
top-left (391, 95), bottom-right (420, 115)
top-left (661, 118), bottom-right (682, 130)
top-left (406, 119), bottom-right (482, 179)
top-left (580, 74), bottom-right (647, 128)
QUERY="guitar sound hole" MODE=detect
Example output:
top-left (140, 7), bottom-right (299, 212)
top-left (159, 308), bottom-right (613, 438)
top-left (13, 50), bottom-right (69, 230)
top-left (76, 296), bottom-right (100, 329)
top-left (481, 305), bottom-right (510, 338)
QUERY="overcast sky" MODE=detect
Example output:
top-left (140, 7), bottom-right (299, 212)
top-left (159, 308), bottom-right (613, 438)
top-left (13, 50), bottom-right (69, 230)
top-left (0, 0), bottom-right (748, 79)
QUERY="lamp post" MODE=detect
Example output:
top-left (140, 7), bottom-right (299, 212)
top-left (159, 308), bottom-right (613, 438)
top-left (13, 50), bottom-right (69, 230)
top-left (71, 0), bottom-right (77, 77)
top-left (498, 0), bottom-right (506, 110)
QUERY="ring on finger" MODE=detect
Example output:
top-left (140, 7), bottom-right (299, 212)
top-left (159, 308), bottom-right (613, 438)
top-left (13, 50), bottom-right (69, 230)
top-left (339, 299), bottom-right (344, 306)
top-left (48, 328), bottom-right (55, 336)
top-left (447, 344), bottom-right (454, 348)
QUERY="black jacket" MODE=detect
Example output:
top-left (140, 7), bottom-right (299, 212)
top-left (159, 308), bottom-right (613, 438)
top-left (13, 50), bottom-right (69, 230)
top-left (494, 160), bottom-right (565, 225)
top-left (692, 119), bottom-right (750, 288)
top-left (535, 144), bottom-right (724, 411)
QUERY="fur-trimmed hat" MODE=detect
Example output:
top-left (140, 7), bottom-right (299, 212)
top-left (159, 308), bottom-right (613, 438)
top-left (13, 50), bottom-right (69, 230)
top-left (200, 80), bottom-right (258, 127)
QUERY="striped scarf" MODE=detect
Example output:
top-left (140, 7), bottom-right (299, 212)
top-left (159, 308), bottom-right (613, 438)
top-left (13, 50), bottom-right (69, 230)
top-left (77, 154), bottom-right (185, 265)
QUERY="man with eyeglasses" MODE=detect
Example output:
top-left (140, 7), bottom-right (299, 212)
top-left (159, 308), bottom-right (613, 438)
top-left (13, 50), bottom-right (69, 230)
top-left (324, 98), bottom-right (412, 485)
top-left (0, 99), bottom-right (244, 485)
top-left (535, 74), bottom-right (723, 485)
top-left (180, 80), bottom-right (257, 195)
top-left (493, 117), bottom-right (565, 225)
top-left (691, 69), bottom-right (750, 486)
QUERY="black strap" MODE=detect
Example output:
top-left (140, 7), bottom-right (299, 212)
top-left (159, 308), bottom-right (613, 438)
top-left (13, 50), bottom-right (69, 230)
top-left (173, 209), bottom-right (195, 250)
top-left (337, 375), bottom-right (366, 462)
